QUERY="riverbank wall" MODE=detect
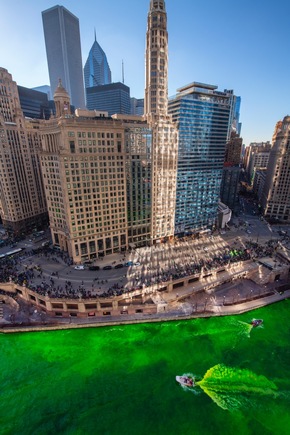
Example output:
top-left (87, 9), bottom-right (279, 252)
top-left (1, 289), bottom-right (289, 334)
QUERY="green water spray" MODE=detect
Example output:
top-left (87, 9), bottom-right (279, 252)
top-left (195, 364), bottom-right (278, 411)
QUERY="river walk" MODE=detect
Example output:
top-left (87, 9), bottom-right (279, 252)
top-left (1, 282), bottom-right (289, 334)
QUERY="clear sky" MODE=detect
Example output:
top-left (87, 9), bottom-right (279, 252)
top-left (1, 0), bottom-right (290, 145)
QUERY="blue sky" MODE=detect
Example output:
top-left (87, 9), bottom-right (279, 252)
top-left (1, 0), bottom-right (290, 145)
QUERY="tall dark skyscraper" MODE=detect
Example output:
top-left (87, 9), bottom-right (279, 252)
top-left (84, 34), bottom-right (112, 88)
top-left (42, 5), bottom-right (85, 109)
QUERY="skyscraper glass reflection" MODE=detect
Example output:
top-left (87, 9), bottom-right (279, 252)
top-left (84, 35), bottom-right (112, 88)
top-left (168, 82), bottom-right (236, 234)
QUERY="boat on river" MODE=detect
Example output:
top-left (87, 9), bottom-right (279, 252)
top-left (176, 375), bottom-right (195, 388)
top-left (250, 319), bottom-right (263, 327)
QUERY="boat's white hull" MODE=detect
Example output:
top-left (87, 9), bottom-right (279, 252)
top-left (176, 375), bottom-right (195, 387)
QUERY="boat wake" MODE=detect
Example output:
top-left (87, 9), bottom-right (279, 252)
top-left (195, 364), bottom-right (279, 411)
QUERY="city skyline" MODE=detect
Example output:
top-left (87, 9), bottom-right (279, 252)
top-left (2, 0), bottom-right (290, 145)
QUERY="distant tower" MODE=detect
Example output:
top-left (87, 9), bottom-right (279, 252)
top-left (42, 5), bottom-right (85, 109)
top-left (84, 32), bottom-right (112, 88)
top-left (145, 0), bottom-right (168, 118)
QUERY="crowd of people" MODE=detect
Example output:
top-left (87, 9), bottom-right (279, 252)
top-left (0, 235), bottom-right (283, 302)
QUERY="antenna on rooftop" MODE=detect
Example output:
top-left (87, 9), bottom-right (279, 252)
top-left (122, 59), bottom-right (125, 84)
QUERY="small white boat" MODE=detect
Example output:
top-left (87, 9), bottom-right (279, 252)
top-left (176, 375), bottom-right (195, 388)
top-left (250, 319), bottom-right (263, 327)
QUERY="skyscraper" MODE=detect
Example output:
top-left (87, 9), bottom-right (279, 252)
top-left (145, 0), bottom-right (178, 242)
top-left (86, 82), bottom-right (131, 116)
top-left (245, 142), bottom-right (272, 184)
top-left (145, 0), bottom-right (168, 118)
top-left (168, 83), bottom-right (236, 234)
top-left (18, 86), bottom-right (51, 120)
top-left (84, 34), bottom-right (112, 88)
top-left (0, 68), bottom-right (47, 233)
top-left (261, 116), bottom-right (290, 223)
top-left (42, 5), bottom-right (85, 109)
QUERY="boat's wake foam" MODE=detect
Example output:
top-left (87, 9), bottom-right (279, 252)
top-left (195, 364), bottom-right (278, 411)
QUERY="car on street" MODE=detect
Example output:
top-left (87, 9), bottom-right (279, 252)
top-left (74, 265), bottom-right (85, 270)
top-left (103, 265), bottom-right (112, 270)
top-left (134, 262), bottom-right (141, 266)
top-left (125, 261), bottom-right (133, 267)
top-left (114, 264), bottom-right (124, 269)
top-left (89, 265), bottom-right (100, 271)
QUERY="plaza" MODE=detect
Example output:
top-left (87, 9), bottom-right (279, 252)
top-left (0, 210), bottom-right (289, 328)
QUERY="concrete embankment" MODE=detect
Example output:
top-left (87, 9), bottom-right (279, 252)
top-left (0, 290), bottom-right (289, 334)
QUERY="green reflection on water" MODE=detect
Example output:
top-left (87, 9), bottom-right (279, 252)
top-left (0, 300), bottom-right (290, 435)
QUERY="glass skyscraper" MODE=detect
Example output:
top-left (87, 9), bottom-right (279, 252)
top-left (168, 82), bottom-right (236, 235)
top-left (84, 35), bottom-right (112, 88)
top-left (42, 5), bottom-right (85, 109)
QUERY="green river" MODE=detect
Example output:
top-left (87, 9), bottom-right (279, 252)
top-left (1, 300), bottom-right (290, 435)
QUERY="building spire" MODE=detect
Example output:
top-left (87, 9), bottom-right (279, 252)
top-left (94, 27), bottom-right (97, 42)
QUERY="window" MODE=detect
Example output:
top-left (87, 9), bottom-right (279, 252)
top-left (70, 141), bottom-right (75, 153)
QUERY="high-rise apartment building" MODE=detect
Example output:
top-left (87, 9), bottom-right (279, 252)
top-left (261, 116), bottom-right (290, 223)
top-left (224, 131), bottom-right (243, 166)
top-left (86, 82), bottom-right (131, 116)
top-left (0, 68), bottom-right (47, 233)
top-left (84, 35), bottom-right (112, 88)
top-left (145, 0), bottom-right (178, 242)
top-left (168, 83), bottom-right (236, 234)
top-left (245, 142), bottom-right (272, 184)
top-left (42, 5), bottom-right (85, 109)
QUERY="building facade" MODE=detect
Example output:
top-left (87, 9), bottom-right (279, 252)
top-left (224, 131), bottom-right (242, 166)
top-left (0, 68), bottom-right (47, 233)
top-left (261, 116), bottom-right (290, 223)
top-left (86, 82), bottom-right (131, 116)
top-left (131, 98), bottom-right (144, 116)
top-left (168, 83), bottom-right (236, 234)
top-left (39, 83), bottom-right (152, 262)
top-left (244, 142), bottom-right (271, 184)
top-left (145, 0), bottom-right (178, 242)
top-left (253, 169), bottom-right (267, 202)
top-left (220, 166), bottom-right (241, 212)
top-left (84, 35), bottom-right (112, 88)
top-left (18, 86), bottom-right (51, 120)
top-left (42, 5), bottom-right (85, 109)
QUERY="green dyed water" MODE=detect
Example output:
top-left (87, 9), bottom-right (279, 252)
top-left (1, 301), bottom-right (290, 435)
